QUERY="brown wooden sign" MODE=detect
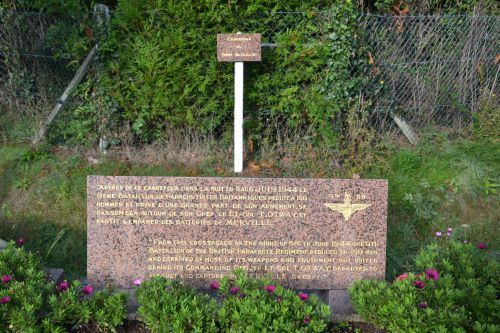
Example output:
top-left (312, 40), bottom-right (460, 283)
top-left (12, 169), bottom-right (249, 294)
top-left (217, 33), bottom-right (261, 62)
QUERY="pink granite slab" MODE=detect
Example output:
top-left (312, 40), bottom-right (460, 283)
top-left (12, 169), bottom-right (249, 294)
top-left (87, 176), bottom-right (387, 290)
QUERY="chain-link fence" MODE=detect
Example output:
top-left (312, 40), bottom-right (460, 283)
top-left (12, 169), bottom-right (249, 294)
top-left (0, 12), bottom-right (73, 141)
top-left (357, 14), bottom-right (499, 139)
top-left (0, 10), bottom-right (97, 142)
top-left (244, 11), bottom-right (499, 141)
top-left (1, 9), bottom-right (498, 145)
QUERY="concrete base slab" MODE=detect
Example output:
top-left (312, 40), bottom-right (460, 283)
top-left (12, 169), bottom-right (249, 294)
top-left (321, 289), bottom-right (356, 320)
top-left (44, 268), bottom-right (65, 284)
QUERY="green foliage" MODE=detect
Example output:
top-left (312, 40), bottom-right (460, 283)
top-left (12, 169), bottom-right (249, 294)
top-left (349, 239), bottom-right (500, 332)
top-left (47, 74), bottom-right (124, 147)
top-left (0, 0), bottom-right (95, 60)
top-left (366, 137), bottom-right (500, 278)
top-left (11, 146), bottom-right (51, 191)
top-left (135, 271), bottom-right (331, 332)
top-left (13, 176), bottom-right (32, 191)
top-left (416, 241), bottom-right (499, 326)
top-left (472, 100), bottom-right (500, 144)
top-left (92, 0), bottom-right (358, 144)
top-left (0, 242), bottom-right (127, 332)
top-left (338, 98), bottom-right (379, 175)
top-left (0, 241), bottom-right (50, 332)
top-left (50, 81), bottom-right (100, 146)
top-left (18, 145), bottom-right (51, 163)
top-left (217, 269), bottom-right (331, 332)
top-left (369, 0), bottom-right (499, 13)
top-left (99, 1), bottom-right (237, 143)
top-left (248, 2), bottom-right (358, 146)
top-left (135, 276), bottom-right (218, 333)
top-left (324, 321), bottom-right (362, 332)
top-left (0, 0), bottom-right (84, 13)
top-left (89, 289), bottom-right (128, 332)
top-left (44, 280), bottom-right (127, 332)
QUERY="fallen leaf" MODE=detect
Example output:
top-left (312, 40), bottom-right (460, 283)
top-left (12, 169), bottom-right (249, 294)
top-left (248, 161), bottom-right (261, 172)
top-left (247, 138), bottom-right (254, 154)
top-left (368, 51), bottom-right (375, 65)
top-left (259, 162), bottom-right (274, 170)
top-left (215, 164), bottom-right (226, 175)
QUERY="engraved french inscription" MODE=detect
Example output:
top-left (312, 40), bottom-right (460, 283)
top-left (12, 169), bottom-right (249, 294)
top-left (217, 33), bottom-right (261, 62)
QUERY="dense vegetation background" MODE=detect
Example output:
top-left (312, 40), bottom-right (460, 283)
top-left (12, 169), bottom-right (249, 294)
top-left (0, 0), bottom-right (498, 287)
top-left (1, 0), bottom-right (498, 146)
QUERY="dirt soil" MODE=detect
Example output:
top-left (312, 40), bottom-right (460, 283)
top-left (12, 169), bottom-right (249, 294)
top-left (352, 322), bottom-right (389, 332)
top-left (79, 321), bottom-right (388, 333)
top-left (78, 321), bottom-right (149, 333)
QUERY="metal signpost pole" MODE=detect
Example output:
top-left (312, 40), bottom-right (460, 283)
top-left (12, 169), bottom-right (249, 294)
top-left (217, 32), bottom-right (261, 173)
top-left (234, 61), bottom-right (244, 173)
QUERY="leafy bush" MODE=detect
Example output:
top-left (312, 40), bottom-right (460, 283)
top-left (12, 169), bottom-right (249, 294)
top-left (0, 240), bottom-right (51, 331)
top-left (472, 100), bottom-right (500, 143)
top-left (134, 271), bottom-right (331, 332)
top-left (369, 0), bottom-right (499, 14)
top-left (90, 0), bottom-right (357, 145)
top-left (217, 270), bottom-right (331, 332)
top-left (135, 276), bottom-right (218, 333)
top-left (0, 241), bottom-right (127, 332)
top-left (349, 238), bottom-right (500, 332)
top-left (44, 280), bottom-right (127, 332)
top-left (247, 3), bottom-right (358, 146)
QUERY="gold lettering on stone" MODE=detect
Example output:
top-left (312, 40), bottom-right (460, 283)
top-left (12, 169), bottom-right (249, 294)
top-left (324, 192), bottom-right (371, 221)
top-left (88, 176), bottom-right (387, 290)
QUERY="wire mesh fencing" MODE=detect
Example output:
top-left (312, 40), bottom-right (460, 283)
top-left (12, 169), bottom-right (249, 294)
top-left (243, 10), bottom-right (499, 141)
top-left (0, 11), bottom-right (75, 111)
top-left (356, 14), bottom-right (499, 139)
top-left (245, 11), bottom-right (309, 44)
top-left (0, 10), bottom-right (100, 143)
top-left (0, 9), bottom-right (498, 145)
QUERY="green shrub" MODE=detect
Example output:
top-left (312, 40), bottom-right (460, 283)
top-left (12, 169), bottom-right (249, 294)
top-left (90, 0), bottom-right (357, 145)
top-left (472, 100), bottom-right (500, 143)
top-left (349, 238), bottom-right (500, 332)
top-left (0, 241), bottom-right (51, 332)
top-left (247, 2), bottom-right (358, 146)
top-left (134, 271), bottom-right (331, 332)
top-left (217, 269), bottom-right (331, 332)
top-left (0, 241), bottom-right (127, 332)
top-left (87, 288), bottom-right (129, 332)
top-left (135, 276), bottom-right (218, 333)
top-left (44, 280), bottom-right (127, 332)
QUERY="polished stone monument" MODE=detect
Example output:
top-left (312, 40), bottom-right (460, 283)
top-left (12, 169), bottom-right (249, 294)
top-left (87, 176), bottom-right (387, 316)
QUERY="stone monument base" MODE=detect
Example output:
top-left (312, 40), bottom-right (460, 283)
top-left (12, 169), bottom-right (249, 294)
top-left (319, 289), bottom-right (356, 320)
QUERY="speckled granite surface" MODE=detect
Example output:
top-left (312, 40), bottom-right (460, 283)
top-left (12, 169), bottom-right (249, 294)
top-left (87, 176), bottom-right (387, 290)
top-left (217, 33), bottom-right (261, 62)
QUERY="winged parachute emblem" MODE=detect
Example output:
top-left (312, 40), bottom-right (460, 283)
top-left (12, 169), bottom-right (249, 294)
top-left (324, 193), bottom-right (371, 221)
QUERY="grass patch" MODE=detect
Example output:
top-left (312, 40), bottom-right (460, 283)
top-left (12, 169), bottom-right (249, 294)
top-left (366, 138), bottom-right (499, 277)
top-left (0, 144), bottom-right (232, 278)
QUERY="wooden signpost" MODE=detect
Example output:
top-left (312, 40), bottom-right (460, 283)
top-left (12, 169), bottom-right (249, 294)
top-left (217, 33), bottom-right (261, 173)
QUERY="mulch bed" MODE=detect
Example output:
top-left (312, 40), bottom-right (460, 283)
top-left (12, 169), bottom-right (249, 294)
top-left (78, 321), bottom-right (149, 333)
top-left (78, 320), bottom-right (388, 333)
top-left (351, 322), bottom-right (389, 333)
